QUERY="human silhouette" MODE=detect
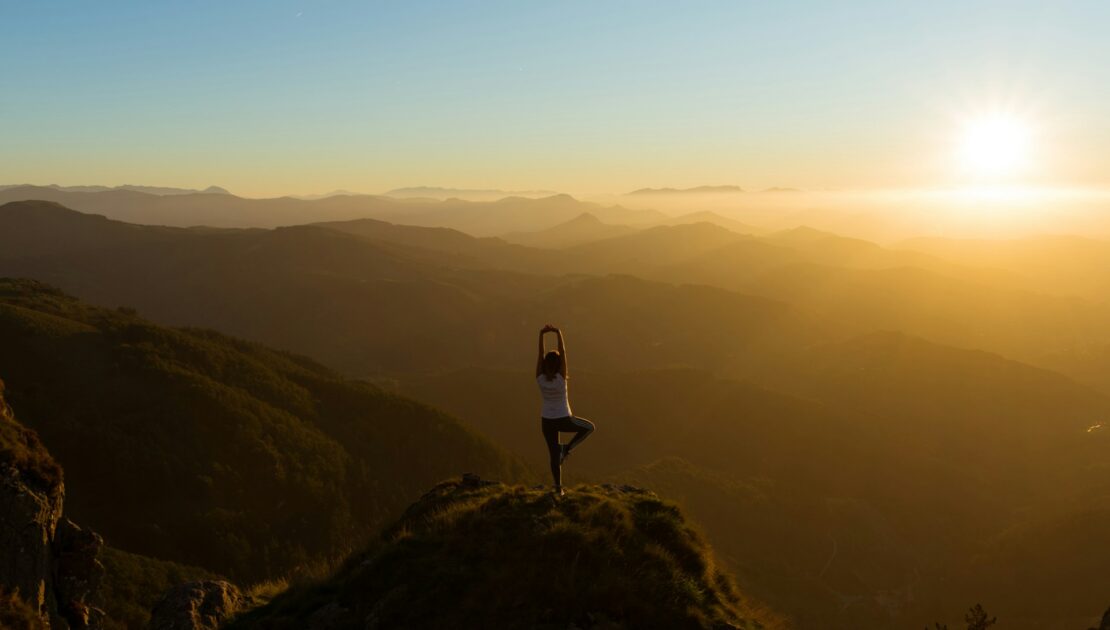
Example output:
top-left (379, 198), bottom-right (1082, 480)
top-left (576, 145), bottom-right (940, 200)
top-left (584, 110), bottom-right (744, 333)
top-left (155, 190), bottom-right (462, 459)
top-left (536, 324), bottom-right (595, 496)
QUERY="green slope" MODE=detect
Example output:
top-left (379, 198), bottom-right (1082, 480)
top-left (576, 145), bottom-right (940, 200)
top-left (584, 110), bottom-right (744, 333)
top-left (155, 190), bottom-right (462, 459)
top-left (0, 278), bottom-right (528, 580)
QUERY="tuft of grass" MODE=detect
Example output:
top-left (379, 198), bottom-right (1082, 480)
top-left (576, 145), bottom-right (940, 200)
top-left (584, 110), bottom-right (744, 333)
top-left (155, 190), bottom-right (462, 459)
top-left (244, 578), bottom-right (290, 604)
top-left (0, 587), bottom-right (43, 630)
top-left (0, 379), bottom-right (62, 494)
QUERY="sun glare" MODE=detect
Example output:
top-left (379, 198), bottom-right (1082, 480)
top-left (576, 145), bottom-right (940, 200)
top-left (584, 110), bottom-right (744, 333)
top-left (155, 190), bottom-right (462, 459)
top-left (957, 113), bottom-right (1034, 178)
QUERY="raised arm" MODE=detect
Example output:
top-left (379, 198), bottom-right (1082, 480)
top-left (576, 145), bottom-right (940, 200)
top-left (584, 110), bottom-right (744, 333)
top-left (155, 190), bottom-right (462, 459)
top-left (536, 328), bottom-right (546, 377)
top-left (555, 327), bottom-right (567, 378)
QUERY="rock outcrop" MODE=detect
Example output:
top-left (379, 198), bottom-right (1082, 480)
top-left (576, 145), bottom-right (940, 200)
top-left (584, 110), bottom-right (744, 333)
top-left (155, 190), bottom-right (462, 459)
top-left (0, 379), bottom-right (104, 629)
top-left (0, 458), bottom-right (63, 624)
top-left (147, 580), bottom-right (247, 630)
top-left (53, 519), bottom-right (106, 628)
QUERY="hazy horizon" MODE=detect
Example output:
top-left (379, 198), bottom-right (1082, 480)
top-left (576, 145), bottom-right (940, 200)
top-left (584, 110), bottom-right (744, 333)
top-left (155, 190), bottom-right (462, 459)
top-left (7, 180), bottom-right (1110, 242)
top-left (5, 1), bottom-right (1110, 198)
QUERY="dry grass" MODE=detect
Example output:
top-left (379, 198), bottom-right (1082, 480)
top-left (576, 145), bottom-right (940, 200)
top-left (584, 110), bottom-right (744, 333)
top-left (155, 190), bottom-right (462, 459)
top-left (0, 588), bottom-right (43, 630)
top-left (0, 379), bottom-right (62, 493)
top-left (228, 479), bottom-right (778, 629)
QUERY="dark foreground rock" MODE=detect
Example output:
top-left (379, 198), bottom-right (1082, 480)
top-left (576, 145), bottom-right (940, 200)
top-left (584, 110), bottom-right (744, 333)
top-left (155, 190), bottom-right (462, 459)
top-left (147, 580), bottom-right (248, 630)
top-left (0, 379), bottom-right (104, 629)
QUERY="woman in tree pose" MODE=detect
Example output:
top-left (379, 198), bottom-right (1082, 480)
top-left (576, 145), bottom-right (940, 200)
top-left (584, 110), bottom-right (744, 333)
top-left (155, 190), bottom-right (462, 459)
top-left (536, 324), bottom-right (595, 496)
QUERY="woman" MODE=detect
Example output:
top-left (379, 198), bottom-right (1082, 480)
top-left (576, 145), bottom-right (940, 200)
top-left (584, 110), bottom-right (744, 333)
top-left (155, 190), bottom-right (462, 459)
top-left (536, 324), bottom-right (595, 496)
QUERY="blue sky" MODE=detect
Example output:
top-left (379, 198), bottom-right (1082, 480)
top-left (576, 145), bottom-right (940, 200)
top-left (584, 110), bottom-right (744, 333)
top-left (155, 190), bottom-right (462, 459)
top-left (2, 1), bottom-right (1108, 196)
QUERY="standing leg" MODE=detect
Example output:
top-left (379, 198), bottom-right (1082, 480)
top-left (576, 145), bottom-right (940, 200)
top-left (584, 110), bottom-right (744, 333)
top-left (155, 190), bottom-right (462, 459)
top-left (563, 416), bottom-right (595, 454)
top-left (541, 419), bottom-right (562, 488)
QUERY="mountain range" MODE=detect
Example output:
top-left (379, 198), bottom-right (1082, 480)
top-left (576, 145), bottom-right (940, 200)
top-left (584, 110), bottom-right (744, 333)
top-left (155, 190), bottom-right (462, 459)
top-left (1, 196), bottom-right (1109, 627)
top-left (383, 186), bottom-right (559, 201)
top-left (0, 186), bottom-right (660, 233)
top-left (627, 185), bottom-right (746, 195)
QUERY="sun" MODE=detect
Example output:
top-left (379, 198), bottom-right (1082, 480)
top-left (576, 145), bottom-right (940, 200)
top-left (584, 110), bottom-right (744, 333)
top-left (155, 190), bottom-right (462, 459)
top-left (957, 113), bottom-right (1034, 178)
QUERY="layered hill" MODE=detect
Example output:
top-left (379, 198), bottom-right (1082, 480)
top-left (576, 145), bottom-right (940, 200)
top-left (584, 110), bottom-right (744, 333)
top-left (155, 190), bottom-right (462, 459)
top-left (0, 278), bottom-right (527, 581)
top-left (898, 234), bottom-right (1110, 301)
top-left (557, 223), bottom-right (1110, 362)
top-left (228, 476), bottom-right (780, 630)
top-left (10, 200), bottom-right (1102, 379)
top-left (628, 185), bottom-right (745, 195)
top-left (501, 212), bottom-right (636, 248)
top-left (897, 234), bottom-right (1110, 392)
top-left (0, 201), bottom-right (828, 378)
top-left (653, 211), bottom-right (762, 235)
top-left (382, 186), bottom-right (558, 201)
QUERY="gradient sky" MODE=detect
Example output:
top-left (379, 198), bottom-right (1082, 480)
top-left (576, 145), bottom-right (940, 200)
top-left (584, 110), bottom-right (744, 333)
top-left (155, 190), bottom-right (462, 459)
top-left (3, 1), bottom-right (1108, 197)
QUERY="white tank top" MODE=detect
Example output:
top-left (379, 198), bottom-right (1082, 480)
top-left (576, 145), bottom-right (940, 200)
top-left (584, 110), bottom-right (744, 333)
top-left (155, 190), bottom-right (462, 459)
top-left (537, 373), bottom-right (572, 419)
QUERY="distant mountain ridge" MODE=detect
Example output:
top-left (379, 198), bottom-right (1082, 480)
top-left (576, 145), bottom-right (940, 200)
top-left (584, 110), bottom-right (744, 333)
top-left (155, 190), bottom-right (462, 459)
top-left (628, 185), bottom-right (744, 195)
top-left (0, 183), bottom-right (229, 196)
top-left (656, 210), bottom-right (762, 234)
top-left (0, 186), bottom-right (661, 233)
top-left (384, 186), bottom-right (559, 200)
top-left (500, 212), bottom-right (636, 248)
top-left (626, 185), bottom-right (800, 195)
top-left (499, 211), bottom-right (763, 249)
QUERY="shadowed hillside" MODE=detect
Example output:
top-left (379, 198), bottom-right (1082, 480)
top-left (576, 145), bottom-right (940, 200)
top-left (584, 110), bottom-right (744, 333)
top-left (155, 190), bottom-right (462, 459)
top-left (228, 476), bottom-right (782, 630)
top-left (0, 278), bottom-right (528, 582)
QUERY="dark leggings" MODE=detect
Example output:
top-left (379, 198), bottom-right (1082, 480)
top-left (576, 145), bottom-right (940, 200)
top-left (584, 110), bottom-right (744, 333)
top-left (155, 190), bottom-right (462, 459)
top-left (541, 416), bottom-right (595, 487)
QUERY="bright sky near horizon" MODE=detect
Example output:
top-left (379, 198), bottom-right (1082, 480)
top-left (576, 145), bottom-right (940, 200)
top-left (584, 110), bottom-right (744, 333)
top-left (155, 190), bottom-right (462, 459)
top-left (2, 1), bottom-right (1108, 197)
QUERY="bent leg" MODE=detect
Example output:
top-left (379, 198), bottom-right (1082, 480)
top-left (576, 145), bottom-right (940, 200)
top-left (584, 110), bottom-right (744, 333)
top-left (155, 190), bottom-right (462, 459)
top-left (541, 420), bottom-right (562, 487)
top-left (564, 416), bottom-right (595, 453)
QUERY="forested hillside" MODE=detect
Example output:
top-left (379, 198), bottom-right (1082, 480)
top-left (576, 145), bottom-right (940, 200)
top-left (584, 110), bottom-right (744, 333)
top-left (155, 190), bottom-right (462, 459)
top-left (0, 279), bottom-right (527, 581)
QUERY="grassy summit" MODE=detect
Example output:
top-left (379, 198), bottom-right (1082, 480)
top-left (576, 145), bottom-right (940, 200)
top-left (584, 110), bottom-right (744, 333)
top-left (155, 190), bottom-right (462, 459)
top-left (231, 477), bottom-right (778, 630)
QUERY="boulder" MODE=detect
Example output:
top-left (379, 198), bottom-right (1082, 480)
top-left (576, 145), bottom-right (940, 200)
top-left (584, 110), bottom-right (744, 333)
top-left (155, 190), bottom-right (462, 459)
top-left (147, 580), bottom-right (246, 630)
